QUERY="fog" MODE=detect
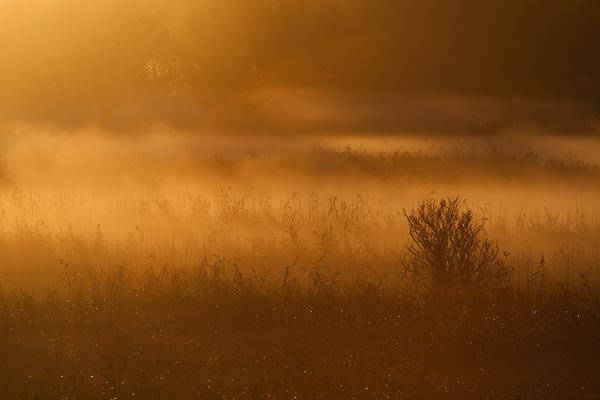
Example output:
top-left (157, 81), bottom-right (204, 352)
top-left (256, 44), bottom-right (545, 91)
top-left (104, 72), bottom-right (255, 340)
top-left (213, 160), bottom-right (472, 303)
top-left (3, 3), bottom-right (600, 398)
top-left (1, 124), bottom-right (599, 248)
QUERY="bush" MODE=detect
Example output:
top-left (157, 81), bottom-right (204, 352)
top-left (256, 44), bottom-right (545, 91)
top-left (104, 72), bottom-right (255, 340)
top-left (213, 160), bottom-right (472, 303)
top-left (404, 197), bottom-right (509, 295)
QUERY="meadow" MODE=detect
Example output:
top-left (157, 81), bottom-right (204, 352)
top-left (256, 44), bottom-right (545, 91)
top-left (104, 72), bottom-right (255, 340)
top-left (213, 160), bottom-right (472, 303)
top-left (1, 132), bottom-right (600, 399)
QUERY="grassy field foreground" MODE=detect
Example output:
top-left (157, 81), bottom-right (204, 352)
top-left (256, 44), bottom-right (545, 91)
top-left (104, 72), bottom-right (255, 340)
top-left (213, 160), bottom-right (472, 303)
top-left (2, 194), bottom-right (600, 400)
top-left (0, 162), bottom-right (599, 399)
top-left (1, 265), bottom-right (600, 400)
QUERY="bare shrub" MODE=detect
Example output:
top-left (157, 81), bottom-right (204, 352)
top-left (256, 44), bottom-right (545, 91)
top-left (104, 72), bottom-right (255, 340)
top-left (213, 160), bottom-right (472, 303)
top-left (404, 197), bottom-right (509, 295)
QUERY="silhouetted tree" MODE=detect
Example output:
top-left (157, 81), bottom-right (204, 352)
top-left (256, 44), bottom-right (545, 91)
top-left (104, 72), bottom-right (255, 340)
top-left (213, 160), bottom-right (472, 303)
top-left (404, 197), bottom-right (508, 295)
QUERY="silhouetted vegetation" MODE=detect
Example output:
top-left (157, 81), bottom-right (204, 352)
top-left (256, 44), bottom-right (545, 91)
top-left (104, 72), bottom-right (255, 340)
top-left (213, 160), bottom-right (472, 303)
top-left (0, 188), bottom-right (599, 399)
top-left (405, 197), bottom-right (509, 295)
top-left (2, 0), bottom-right (599, 397)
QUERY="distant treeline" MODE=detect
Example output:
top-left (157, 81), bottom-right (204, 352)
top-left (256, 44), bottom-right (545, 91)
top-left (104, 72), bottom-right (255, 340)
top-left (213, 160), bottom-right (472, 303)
top-left (1, 0), bottom-right (599, 127)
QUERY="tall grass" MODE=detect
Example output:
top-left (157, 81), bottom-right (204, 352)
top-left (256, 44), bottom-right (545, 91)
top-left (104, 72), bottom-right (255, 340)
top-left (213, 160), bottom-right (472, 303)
top-left (1, 144), bottom-right (600, 398)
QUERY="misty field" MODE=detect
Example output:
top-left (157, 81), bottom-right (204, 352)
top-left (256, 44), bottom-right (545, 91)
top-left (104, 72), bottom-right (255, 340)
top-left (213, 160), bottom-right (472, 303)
top-left (0, 135), bottom-right (599, 399)
top-left (3, 0), bottom-right (600, 397)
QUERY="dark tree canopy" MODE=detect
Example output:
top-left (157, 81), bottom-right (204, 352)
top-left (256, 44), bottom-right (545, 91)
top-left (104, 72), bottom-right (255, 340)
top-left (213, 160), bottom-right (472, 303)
top-left (1, 0), bottom-right (598, 129)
